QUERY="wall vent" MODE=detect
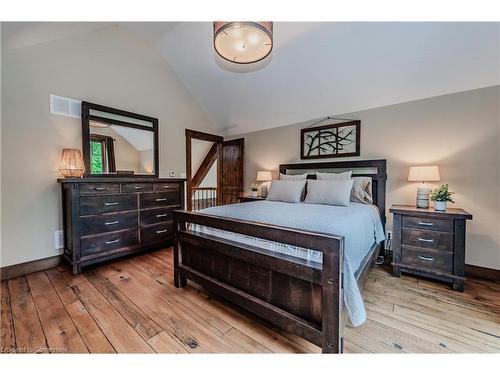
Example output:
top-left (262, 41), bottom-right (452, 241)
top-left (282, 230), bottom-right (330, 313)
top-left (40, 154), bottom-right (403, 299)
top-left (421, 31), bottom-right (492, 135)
top-left (49, 95), bottom-right (81, 119)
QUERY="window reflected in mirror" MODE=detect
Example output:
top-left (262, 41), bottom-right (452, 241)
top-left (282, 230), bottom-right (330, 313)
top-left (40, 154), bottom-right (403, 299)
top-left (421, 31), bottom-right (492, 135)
top-left (89, 122), bottom-right (155, 175)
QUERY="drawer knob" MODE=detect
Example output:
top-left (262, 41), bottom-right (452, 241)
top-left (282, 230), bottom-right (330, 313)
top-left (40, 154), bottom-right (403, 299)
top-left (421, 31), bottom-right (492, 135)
top-left (156, 229), bottom-right (168, 234)
top-left (134, 186), bottom-right (143, 189)
top-left (105, 239), bottom-right (120, 245)
top-left (105, 221), bottom-right (119, 225)
top-left (95, 187), bottom-right (106, 191)
top-left (418, 255), bottom-right (434, 261)
top-left (156, 198), bottom-right (167, 202)
top-left (418, 221), bottom-right (434, 226)
top-left (156, 213), bottom-right (167, 218)
top-left (104, 202), bottom-right (119, 206)
top-left (418, 237), bottom-right (434, 243)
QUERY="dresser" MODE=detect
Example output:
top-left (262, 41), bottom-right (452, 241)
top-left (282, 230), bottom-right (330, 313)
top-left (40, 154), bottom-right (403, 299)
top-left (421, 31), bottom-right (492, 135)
top-left (390, 205), bottom-right (472, 291)
top-left (59, 178), bottom-right (185, 274)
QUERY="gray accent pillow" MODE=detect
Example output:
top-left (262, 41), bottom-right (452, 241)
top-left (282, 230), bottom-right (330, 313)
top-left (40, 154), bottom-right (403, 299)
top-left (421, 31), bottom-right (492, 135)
top-left (316, 170), bottom-right (352, 180)
top-left (280, 172), bottom-right (309, 180)
top-left (304, 179), bottom-right (354, 207)
top-left (351, 177), bottom-right (373, 204)
top-left (266, 180), bottom-right (307, 203)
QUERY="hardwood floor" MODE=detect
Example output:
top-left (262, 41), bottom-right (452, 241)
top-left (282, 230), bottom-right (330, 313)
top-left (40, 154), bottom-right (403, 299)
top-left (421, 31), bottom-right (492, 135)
top-left (1, 247), bottom-right (499, 353)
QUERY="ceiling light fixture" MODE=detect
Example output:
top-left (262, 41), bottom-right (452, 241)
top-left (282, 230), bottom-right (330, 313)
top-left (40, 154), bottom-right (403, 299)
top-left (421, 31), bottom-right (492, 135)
top-left (213, 22), bottom-right (273, 64)
top-left (89, 119), bottom-right (110, 128)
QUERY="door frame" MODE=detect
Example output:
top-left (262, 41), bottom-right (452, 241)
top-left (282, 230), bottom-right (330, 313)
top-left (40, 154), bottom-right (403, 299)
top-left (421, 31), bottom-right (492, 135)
top-left (185, 129), bottom-right (223, 211)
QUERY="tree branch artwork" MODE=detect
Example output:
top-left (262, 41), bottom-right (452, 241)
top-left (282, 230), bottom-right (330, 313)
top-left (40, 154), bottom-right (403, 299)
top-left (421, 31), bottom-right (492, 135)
top-left (301, 121), bottom-right (360, 159)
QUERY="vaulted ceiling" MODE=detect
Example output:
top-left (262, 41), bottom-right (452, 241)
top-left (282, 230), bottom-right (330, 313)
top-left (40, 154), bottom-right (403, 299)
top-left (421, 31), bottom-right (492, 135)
top-left (3, 22), bottom-right (500, 135)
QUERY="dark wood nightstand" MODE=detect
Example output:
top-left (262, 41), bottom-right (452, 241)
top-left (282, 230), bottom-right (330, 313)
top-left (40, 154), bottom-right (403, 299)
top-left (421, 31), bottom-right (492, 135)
top-left (389, 205), bottom-right (472, 291)
top-left (239, 194), bottom-right (267, 203)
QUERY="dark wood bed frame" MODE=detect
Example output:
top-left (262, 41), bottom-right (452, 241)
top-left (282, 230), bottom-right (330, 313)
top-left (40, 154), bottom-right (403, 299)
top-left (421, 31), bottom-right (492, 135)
top-left (173, 159), bottom-right (387, 353)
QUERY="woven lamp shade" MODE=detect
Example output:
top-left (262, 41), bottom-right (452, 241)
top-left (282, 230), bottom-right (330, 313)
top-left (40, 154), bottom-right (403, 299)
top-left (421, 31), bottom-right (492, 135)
top-left (59, 149), bottom-right (85, 178)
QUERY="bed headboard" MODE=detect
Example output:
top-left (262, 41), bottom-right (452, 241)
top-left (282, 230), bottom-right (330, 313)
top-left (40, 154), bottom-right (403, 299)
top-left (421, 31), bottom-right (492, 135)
top-left (279, 159), bottom-right (387, 227)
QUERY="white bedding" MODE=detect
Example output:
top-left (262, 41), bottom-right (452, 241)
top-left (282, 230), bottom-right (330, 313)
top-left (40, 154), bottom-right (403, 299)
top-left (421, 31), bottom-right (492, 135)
top-left (192, 200), bottom-right (385, 327)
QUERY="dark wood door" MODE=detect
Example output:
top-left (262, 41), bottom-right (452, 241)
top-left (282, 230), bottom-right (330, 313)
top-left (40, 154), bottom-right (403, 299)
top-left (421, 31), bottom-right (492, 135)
top-left (220, 138), bottom-right (244, 205)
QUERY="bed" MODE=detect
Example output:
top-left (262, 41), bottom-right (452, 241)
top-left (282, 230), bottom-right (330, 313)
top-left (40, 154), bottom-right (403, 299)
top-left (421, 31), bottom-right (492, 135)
top-left (173, 159), bottom-right (387, 353)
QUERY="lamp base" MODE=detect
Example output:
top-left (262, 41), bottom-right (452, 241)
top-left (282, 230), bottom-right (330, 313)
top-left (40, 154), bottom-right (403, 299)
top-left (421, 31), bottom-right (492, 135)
top-left (260, 183), bottom-right (268, 198)
top-left (416, 186), bottom-right (430, 209)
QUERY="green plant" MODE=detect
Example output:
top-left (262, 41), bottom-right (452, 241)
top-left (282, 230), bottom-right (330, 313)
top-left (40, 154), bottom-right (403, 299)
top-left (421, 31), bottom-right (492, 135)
top-left (430, 184), bottom-right (455, 203)
top-left (250, 183), bottom-right (258, 192)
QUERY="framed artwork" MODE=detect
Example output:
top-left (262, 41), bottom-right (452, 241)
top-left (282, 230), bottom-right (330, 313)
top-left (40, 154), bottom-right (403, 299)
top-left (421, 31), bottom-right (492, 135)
top-left (300, 120), bottom-right (360, 159)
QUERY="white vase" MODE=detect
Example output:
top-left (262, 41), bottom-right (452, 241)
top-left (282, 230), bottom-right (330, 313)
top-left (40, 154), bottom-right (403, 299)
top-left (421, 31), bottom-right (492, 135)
top-left (434, 201), bottom-right (447, 211)
top-left (251, 191), bottom-right (258, 197)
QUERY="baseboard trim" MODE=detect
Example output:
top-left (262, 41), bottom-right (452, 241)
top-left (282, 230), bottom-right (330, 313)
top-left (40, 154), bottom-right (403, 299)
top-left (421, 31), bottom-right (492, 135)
top-left (1, 255), bottom-right (62, 281)
top-left (465, 264), bottom-right (500, 282)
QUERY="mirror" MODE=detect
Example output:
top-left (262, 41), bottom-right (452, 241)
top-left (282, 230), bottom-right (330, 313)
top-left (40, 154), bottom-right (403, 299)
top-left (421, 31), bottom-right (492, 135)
top-left (82, 102), bottom-right (158, 177)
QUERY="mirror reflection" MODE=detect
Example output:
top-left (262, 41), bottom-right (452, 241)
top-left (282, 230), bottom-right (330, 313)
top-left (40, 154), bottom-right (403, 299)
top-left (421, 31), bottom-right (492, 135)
top-left (89, 122), bottom-right (155, 175)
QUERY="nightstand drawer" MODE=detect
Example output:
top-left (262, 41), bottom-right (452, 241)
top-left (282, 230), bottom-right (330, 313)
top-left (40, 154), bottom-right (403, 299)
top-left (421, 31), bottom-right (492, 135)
top-left (402, 216), bottom-right (453, 232)
top-left (401, 246), bottom-right (452, 273)
top-left (402, 228), bottom-right (454, 252)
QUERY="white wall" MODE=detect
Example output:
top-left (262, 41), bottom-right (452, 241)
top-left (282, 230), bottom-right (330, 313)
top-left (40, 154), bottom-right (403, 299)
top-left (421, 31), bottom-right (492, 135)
top-left (233, 86), bottom-right (500, 270)
top-left (1, 25), bottom-right (218, 267)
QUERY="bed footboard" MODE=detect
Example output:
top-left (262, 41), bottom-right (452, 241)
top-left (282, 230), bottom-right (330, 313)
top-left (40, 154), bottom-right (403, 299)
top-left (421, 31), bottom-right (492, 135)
top-left (173, 210), bottom-right (345, 353)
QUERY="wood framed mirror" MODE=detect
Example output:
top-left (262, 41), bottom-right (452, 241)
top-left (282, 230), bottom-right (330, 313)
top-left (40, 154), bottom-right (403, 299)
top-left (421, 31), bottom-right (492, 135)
top-left (81, 101), bottom-right (159, 178)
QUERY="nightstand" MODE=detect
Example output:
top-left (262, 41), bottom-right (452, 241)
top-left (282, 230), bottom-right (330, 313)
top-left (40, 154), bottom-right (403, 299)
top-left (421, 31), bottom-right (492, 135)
top-left (389, 205), bottom-right (472, 291)
top-left (239, 194), bottom-right (267, 203)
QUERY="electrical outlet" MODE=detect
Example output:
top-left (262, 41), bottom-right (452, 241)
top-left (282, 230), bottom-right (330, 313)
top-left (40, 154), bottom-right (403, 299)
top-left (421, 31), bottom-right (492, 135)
top-left (54, 230), bottom-right (64, 250)
top-left (169, 171), bottom-right (176, 177)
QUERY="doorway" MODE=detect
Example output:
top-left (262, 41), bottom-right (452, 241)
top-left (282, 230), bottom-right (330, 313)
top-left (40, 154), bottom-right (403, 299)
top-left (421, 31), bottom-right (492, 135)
top-left (185, 129), bottom-right (244, 211)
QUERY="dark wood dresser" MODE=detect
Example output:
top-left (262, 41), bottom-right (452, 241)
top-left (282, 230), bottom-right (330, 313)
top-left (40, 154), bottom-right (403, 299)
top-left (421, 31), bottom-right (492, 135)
top-left (58, 178), bottom-right (185, 274)
top-left (390, 205), bottom-right (472, 291)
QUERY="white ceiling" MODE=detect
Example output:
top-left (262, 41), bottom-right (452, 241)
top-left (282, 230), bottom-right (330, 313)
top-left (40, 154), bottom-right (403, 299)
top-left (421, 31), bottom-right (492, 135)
top-left (3, 22), bottom-right (500, 135)
top-left (111, 125), bottom-right (153, 151)
top-left (122, 22), bottom-right (500, 135)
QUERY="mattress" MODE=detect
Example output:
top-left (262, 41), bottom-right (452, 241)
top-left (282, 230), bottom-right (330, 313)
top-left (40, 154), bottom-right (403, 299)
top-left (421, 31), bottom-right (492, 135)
top-left (192, 200), bottom-right (385, 326)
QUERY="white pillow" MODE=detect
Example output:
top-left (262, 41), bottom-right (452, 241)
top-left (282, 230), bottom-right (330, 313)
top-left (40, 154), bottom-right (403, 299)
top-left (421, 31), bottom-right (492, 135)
top-left (266, 180), bottom-right (307, 203)
top-left (316, 171), bottom-right (352, 180)
top-left (280, 172), bottom-right (309, 180)
top-left (351, 177), bottom-right (373, 204)
top-left (304, 179), bottom-right (354, 207)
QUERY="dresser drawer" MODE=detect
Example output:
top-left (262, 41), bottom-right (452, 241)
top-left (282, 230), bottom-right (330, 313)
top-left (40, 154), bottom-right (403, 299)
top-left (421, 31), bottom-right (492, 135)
top-left (80, 194), bottom-right (138, 216)
top-left (154, 182), bottom-right (180, 192)
top-left (401, 246), bottom-right (452, 273)
top-left (80, 211), bottom-right (138, 236)
top-left (140, 207), bottom-right (178, 226)
top-left (402, 216), bottom-right (453, 232)
top-left (121, 182), bottom-right (153, 193)
top-left (81, 229), bottom-right (138, 257)
top-left (140, 192), bottom-right (179, 209)
top-left (79, 183), bottom-right (120, 195)
top-left (402, 228), bottom-right (453, 252)
top-left (140, 222), bottom-right (174, 245)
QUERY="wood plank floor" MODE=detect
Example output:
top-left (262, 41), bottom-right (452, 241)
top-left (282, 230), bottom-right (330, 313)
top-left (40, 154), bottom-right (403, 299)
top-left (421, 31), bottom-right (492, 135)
top-left (1, 248), bottom-right (499, 353)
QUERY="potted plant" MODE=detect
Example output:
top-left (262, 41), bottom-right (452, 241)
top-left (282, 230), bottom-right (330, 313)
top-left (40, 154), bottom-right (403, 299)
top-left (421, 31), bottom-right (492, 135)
top-left (250, 183), bottom-right (259, 197)
top-left (430, 184), bottom-right (455, 211)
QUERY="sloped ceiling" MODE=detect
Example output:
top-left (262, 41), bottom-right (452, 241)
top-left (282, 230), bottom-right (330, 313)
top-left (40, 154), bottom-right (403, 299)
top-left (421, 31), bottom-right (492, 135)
top-left (4, 22), bottom-right (499, 135)
top-left (122, 22), bottom-right (500, 135)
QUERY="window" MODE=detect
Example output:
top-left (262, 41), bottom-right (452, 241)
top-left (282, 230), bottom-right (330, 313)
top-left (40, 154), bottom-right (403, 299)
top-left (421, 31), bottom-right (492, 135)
top-left (90, 138), bottom-right (104, 174)
top-left (90, 135), bottom-right (116, 174)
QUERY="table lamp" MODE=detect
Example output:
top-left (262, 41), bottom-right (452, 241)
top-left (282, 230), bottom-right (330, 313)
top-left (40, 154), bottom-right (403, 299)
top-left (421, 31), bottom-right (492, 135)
top-left (256, 171), bottom-right (272, 197)
top-left (408, 166), bottom-right (440, 208)
top-left (59, 149), bottom-right (85, 178)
